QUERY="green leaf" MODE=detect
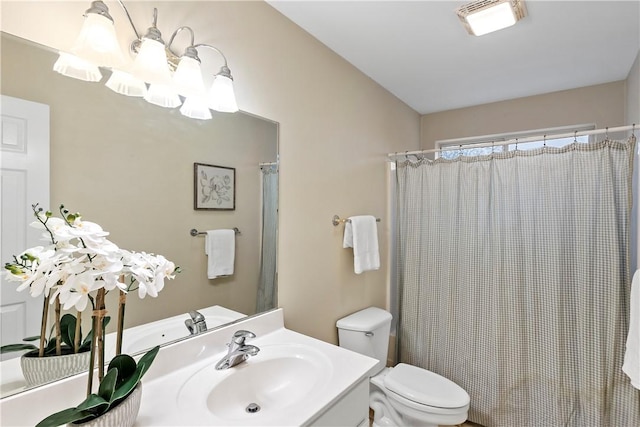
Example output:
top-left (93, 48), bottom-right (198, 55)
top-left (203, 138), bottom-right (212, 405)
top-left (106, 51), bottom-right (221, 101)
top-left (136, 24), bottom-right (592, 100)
top-left (75, 394), bottom-right (109, 413)
top-left (22, 335), bottom-right (41, 342)
top-left (42, 338), bottom-right (58, 355)
top-left (0, 343), bottom-right (37, 354)
top-left (35, 407), bottom-right (93, 427)
top-left (110, 369), bottom-right (144, 405)
top-left (108, 354), bottom-right (137, 389)
top-left (135, 345), bottom-right (160, 378)
top-left (97, 368), bottom-right (118, 403)
top-left (59, 313), bottom-right (76, 348)
top-left (110, 346), bottom-right (159, 403)
top-left (81, 316), bottom-right (110, 348)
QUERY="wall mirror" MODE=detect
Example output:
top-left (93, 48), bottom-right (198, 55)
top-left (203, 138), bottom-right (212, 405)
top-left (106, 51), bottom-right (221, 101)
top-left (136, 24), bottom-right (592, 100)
top-left (0, 32), bottom-right (279, 398)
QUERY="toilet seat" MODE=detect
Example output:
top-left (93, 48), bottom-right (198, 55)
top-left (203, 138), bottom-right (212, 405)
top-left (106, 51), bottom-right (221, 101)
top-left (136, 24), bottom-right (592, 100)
top-left (383, 363), bottom-right (470, 409)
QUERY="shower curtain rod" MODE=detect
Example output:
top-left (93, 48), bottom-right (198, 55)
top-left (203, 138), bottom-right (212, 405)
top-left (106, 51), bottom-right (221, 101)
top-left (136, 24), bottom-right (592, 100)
top-left (259, 161), bottom-right (277, 166)
top-left (387, 124), bottom-right (637, 158)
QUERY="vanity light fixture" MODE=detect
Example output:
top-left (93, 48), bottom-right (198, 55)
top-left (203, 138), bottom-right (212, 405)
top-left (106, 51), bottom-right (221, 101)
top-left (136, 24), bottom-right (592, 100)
top-left (53, 0), bottom-right (239, 119)
top-left (456, 0), bottom-right (527, 36)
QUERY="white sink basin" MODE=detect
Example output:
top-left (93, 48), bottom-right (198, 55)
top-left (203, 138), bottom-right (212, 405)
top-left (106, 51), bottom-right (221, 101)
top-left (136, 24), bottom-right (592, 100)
top-left (177, 343), bottom-right (333, 424)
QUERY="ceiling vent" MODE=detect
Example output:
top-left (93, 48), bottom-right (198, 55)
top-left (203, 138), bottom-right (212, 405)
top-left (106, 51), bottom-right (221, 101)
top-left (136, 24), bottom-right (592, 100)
top-left (456, 0), bottom-right (527, 36)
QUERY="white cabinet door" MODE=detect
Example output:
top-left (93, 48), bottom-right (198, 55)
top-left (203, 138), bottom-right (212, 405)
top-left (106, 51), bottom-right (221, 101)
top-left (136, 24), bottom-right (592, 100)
top-left (1, 95), bottom-right (50, 360)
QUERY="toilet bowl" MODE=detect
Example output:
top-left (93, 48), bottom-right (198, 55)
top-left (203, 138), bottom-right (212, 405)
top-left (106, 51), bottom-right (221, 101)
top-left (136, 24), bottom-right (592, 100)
top-left (336, 307), bottom-right (470, 427)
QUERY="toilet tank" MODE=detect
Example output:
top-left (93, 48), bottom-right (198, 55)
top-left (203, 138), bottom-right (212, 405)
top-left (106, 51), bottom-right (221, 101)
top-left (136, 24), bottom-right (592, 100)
top-left (336, 307), bottom-right (392, 374)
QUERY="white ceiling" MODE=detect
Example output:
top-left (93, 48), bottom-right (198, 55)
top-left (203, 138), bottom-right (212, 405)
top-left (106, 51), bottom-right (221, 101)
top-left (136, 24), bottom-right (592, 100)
top-left (267, 0), bottom-right (640, 114)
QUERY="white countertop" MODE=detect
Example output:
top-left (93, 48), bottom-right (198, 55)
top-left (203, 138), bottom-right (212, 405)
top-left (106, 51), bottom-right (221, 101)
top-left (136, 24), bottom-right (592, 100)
top-left (0, 308), bottom-right (377, 426)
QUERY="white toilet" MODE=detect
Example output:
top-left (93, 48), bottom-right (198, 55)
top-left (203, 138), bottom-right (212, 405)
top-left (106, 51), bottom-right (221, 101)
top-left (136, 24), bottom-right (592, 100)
top-left (337, 307), bottom-right (470, 427)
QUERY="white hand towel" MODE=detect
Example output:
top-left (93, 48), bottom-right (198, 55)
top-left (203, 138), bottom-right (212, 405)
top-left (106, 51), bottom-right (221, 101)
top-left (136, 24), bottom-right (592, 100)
top-left (623, 269), bottom-right (640, 389)
top-left (343, 215), bottom-right (380, 274)
top-left (205, 229), bottom-right (235, 279)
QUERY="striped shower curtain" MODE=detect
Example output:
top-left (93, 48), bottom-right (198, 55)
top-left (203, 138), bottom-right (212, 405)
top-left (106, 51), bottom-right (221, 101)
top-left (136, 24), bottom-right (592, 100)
top-left (256, 164), bottom-right (278, 313)
top-left (395, 137), bottom-right (640, 426)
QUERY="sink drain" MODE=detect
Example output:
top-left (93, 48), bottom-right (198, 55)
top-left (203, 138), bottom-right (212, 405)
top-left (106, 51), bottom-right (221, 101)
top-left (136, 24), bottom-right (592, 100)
top-left (246, 403), bottom-right (261, 413)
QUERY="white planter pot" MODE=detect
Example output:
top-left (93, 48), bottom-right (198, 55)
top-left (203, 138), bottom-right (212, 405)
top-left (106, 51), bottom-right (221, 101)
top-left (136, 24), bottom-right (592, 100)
top-left (72, 383), bottom-right (142, 427)
top-left (20, 351), bottom-right (91, 387)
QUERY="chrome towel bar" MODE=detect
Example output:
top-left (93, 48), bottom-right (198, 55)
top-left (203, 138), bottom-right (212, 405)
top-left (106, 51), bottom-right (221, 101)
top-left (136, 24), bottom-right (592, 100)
top-left (332, 215), bottom-right (381, 227)
top-left (190, 227), bottom-right (241, 236)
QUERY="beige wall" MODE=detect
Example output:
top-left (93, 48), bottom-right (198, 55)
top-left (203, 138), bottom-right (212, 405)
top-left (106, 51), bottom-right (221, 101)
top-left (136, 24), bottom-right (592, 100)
top-left (420, 81), bottom-right (626, 149)
top-left (626, 50), bottom-right (640, 126)
top-left (0, 1), bottom-right (421, 344)
top-left (1, 32), bottom-right (277, 329)
top-left (625, 50), bottom-right (640, 268)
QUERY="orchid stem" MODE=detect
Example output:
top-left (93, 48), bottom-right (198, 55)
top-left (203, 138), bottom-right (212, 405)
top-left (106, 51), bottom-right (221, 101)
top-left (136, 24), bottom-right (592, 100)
top-left (74, 310), bottom-right (82, 353)
top-left (95, 289), bottom-right (106, 383)
top-left (116, 286), bottom-right (126, 356)
top-left (38, 294), bottom-right (50, 358)
top-left (54, 297), bottom-right (62, 356)
top-left (87, 313), bottom-right (97, 396)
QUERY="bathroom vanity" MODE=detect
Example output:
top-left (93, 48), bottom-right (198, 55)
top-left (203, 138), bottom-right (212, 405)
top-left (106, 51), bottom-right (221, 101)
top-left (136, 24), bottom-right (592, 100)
top-left (0, 305), bottom-right (246, 398)
top-left (0, 308), bottom-right (377, 426)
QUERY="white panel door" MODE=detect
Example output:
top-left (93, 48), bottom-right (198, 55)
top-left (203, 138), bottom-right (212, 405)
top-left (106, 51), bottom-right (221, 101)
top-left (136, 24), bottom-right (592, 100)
top-left (0, 95), bottom-right (50, 360)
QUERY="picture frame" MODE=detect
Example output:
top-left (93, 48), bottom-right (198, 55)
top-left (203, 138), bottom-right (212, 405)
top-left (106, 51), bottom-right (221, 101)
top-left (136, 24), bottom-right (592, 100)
top-left (194, 163), bottom-right (236, 210)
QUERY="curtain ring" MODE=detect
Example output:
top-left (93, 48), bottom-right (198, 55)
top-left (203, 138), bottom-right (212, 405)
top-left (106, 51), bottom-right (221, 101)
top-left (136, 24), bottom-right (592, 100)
top-left (543, 135), bottom-right (547, 151)
top-left (574, 130), bottom-right (578, 143)
top-left (632, 123), bottom-right (636, 137)
top-left (515, 138), bottom-right (518, 151)
top-left (605, 127), bottom-right (609, 140)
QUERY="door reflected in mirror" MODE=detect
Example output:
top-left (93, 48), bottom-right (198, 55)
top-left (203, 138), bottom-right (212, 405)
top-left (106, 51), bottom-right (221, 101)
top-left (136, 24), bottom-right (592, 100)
top-left (0, 32), bottom-right (279, 398)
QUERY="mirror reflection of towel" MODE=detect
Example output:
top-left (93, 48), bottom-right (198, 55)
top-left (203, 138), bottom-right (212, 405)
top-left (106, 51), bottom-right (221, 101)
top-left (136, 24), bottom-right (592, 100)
top-left (205, 230), bottom-right (235, 279)
top-left (343, 215), bottom-right (380, 274)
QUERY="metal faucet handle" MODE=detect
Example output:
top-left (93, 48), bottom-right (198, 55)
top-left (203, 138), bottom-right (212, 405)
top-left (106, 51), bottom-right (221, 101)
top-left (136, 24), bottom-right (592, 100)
top-left (189, 310), bottom-right (205, 322)
top-left (232, 330), bottom-right (256, 344)
top-left (215, 344), bottom-right (261, 370)
top-left (237, 344), bottom-right (260, 356)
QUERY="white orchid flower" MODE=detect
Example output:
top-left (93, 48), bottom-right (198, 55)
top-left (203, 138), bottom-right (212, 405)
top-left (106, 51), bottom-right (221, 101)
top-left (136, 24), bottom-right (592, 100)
top-left (11, 247), bottom-right (60, 293)
top-left (31, 217), bottom-right (75, 243)
top-left (8, 206), bottom-right (178, 313)
top-left (78, 238), bottom-right (120, 256)
top-left (57, 271), bottom-right (105, 311)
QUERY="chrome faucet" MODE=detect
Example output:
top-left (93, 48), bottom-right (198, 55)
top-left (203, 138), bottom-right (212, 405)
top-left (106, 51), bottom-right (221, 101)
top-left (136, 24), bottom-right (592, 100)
top-left (215, 330), bottom-right (260, 370)
top-left (184, 310), bottom-right (207, 335)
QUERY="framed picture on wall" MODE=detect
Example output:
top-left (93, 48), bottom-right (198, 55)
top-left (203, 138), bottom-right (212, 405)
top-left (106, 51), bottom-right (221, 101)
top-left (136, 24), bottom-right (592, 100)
top-left (194, 163), bottom-right (236, 210)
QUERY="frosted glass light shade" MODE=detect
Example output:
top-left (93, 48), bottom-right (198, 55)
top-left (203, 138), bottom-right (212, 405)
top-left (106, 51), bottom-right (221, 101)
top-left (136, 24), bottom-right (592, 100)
top-left (105, 70), bottom-right (147, 97)
top-left (180, 96), bottom-right (213, 120)
top-left (53, 52), bottom-right (102, 82)
top-left (208, 75), bottom-right (238, 113)
top-left (70, 13), bottom-right (124, 67)
top-left (173, 56), bottom-right (205, 97)
top-left (144, 84), bottom-right (181, 108)
top-left (130, 38), bottom-right (172, 85)
top-left (465, 2), bottom-right (517, 36)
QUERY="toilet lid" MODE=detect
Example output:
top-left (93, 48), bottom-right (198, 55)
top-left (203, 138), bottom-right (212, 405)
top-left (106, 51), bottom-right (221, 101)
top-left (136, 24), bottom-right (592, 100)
top-left (384, 363), bottom-right (470, 409)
